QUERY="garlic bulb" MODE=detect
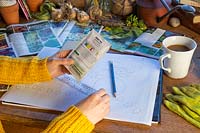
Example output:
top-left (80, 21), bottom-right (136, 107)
top-left (51, 8), bottom-right (63, 21)
top-left (77, 11), bottom-right (90, 23)
top-left (169, 17), bottom-right (181, 28)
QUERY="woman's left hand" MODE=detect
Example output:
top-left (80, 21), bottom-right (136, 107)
top-left (47, 50), bottom-right (74, 78)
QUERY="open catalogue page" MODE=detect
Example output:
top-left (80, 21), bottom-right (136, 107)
top-left (0, 21), bottom-right (67, 57)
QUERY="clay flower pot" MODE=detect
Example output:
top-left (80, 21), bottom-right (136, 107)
top-left (27, 0), bottom-right (43, 12)
top-left (70, 0), bottom-right (85, 8)
top-left (136, 0), bottom-right (172, 26)
top-left (0, 3), bottom-right (19, 25)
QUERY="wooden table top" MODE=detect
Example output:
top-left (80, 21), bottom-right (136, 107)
top-left (0, 23), bottom-right (200, 132)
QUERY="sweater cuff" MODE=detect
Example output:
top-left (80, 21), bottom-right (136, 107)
top-left (43, 106), bottom-right (94, 133)
top-left (0, 56), bottom-right (52, 84)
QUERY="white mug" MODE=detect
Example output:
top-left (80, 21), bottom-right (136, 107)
top-left (159, 36), bottom-right (197, 79)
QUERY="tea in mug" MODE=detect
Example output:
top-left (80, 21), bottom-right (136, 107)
top-left (167, 44), bottom-right (190, 52)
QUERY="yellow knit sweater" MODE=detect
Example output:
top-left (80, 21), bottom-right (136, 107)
top-left (0, 56), bottom-right (94, 133)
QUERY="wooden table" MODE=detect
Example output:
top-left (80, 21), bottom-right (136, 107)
top-left (0, 23), bottom-right (200, 133)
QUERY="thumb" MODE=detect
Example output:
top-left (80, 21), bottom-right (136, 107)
top-left (56, 58), bottom-right (74, 66)
top-left (55, 50), bottom-right (72, 58)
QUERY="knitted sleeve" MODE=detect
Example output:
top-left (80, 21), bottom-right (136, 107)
top-left (0, 56), bottom-right (94, 132)
top-left (0, 121), bottom-right (5, 133)
top-left (0, 56), bottom-right (52, 84)
top-left (42, 106), bottom-right (94, 133)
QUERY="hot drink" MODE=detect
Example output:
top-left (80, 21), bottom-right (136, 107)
top-left (160, 36), bottom-right (197, 79)
top-left (167, 44), bottom-right (190, 52)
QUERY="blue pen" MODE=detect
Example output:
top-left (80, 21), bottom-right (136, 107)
top-left (109, 61), bottom-right (117, 97)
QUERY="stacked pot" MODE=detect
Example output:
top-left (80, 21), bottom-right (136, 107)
top-left (0, 0), bottom-right (19, 25)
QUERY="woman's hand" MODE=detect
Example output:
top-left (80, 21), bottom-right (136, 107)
top-left (76, 89), bottom-right (110, 125)
top-left (47, 50), bottom-right (74, 78)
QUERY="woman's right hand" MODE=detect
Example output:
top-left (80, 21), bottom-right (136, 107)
top-left (76, 89), bottom-right (110, 125)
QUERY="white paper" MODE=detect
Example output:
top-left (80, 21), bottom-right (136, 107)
top-left (81, 53), bottom-right (160, 125)
top-left (0, 79), bottom-right (89, 111)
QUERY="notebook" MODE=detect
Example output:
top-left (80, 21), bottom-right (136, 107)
top-left (152, 70), bottom-right (163, 123)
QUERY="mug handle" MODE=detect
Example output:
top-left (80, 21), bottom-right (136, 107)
top-left (159, 53), bottom-right (171, 73)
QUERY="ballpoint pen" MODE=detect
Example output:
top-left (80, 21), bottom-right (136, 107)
top-left (109, 61), bottom-right (117, 97)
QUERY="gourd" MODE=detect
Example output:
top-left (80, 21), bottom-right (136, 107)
top-left (88, 0), bottom-right (102, 20)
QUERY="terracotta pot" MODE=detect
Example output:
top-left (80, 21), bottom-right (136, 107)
top-left (136, 0), bottom-right (172, 26)
top-left (137, 6), bottom-right (169, 26)
top-left (136, 0), bottom-right (172, 8)
top-left (71, 0), bottom-right (85, 9)
top-left (0, 3), bottom-right (19, 25)
top-left (27, 0), bottom-right (43, 12)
